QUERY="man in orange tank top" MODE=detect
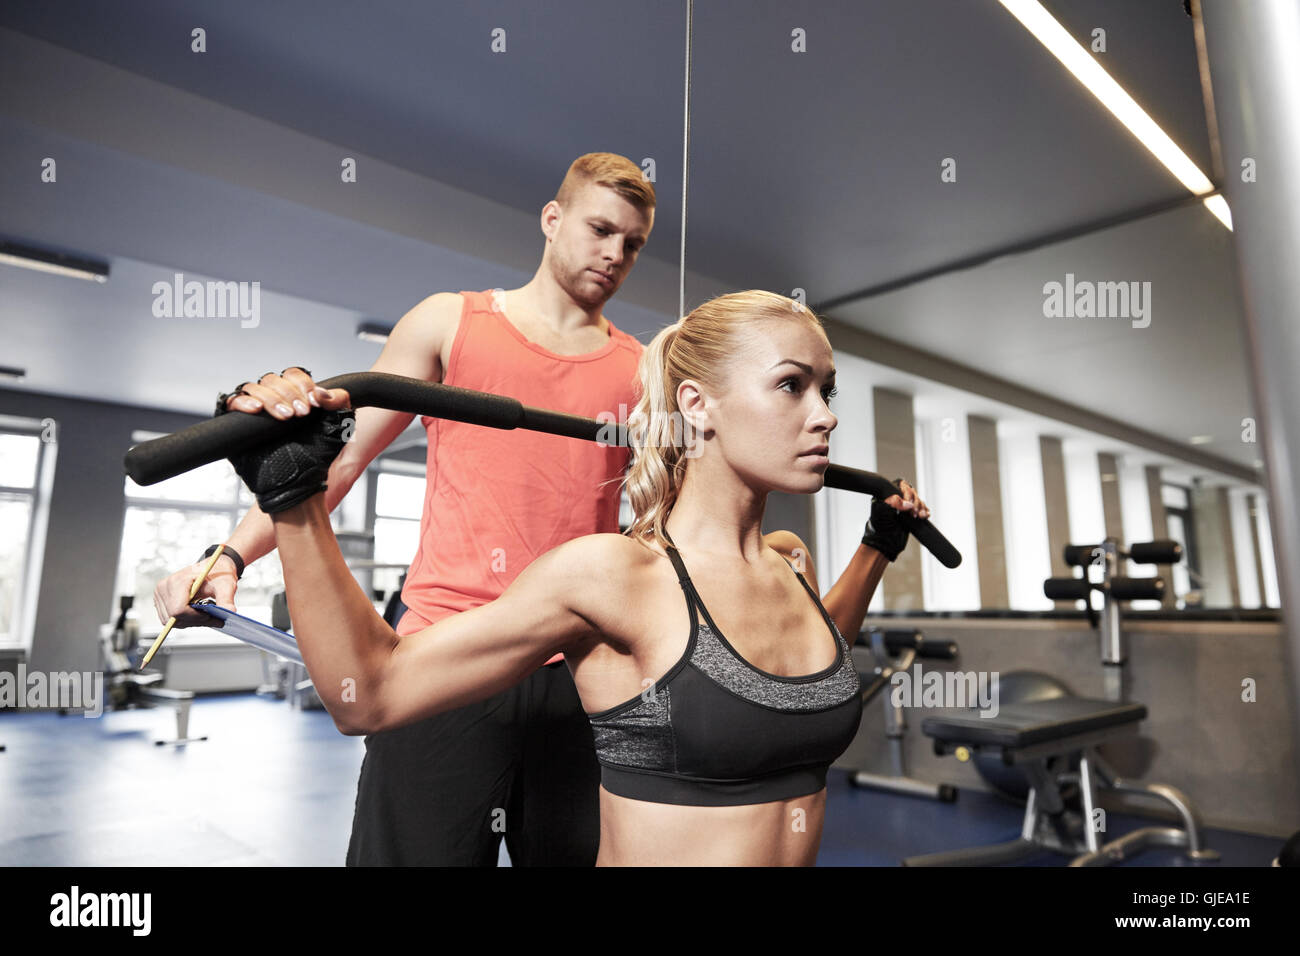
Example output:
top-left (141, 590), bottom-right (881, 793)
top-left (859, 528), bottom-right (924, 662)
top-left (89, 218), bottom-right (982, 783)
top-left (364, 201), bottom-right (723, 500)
top-left (153, 153), bottom-right (654, 865)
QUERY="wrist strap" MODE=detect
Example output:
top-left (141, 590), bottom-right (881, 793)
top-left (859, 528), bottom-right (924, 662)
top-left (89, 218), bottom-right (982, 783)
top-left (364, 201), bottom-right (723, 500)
top-left (202, 544), bottom-right (245, 579)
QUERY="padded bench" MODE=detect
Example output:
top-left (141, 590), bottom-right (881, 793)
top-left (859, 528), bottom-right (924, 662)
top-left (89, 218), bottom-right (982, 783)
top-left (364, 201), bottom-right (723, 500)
top-left (902, 696), bottom-right (1218, 866)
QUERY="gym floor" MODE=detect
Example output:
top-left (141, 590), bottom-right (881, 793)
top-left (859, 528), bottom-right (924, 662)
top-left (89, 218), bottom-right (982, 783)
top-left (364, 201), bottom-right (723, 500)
top-left (0, 694), bottom-right (1282, 867)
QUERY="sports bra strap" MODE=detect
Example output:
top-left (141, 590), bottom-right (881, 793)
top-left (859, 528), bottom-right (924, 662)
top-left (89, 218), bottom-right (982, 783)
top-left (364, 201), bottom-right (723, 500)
top-left (660, 528), bottom-right (695, 592)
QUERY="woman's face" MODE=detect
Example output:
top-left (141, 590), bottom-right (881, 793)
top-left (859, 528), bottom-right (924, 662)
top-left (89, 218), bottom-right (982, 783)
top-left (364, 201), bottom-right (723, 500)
top-left (684, 317), bottom-right (839, 495)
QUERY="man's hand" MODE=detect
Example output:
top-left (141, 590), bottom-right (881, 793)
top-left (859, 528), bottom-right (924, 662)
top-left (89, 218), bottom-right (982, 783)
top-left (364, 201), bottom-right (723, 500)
top-left (152, 556), bottom-right (239, 627)
top-left (151, 368), bottom-right (355, 628)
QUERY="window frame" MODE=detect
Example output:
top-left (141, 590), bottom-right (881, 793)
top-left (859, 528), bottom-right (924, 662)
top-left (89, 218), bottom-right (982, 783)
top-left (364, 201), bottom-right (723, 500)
top-left (0, 415), bottom-right (58, 652)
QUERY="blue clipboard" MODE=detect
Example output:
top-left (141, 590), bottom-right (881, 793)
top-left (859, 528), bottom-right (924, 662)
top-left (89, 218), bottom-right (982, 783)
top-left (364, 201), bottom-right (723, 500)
top-left (191, 601), bottom-right (303, 664)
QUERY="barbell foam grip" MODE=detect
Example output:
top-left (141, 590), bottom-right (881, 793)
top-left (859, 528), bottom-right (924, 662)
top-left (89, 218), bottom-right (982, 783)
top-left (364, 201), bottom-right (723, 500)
top-left (1063, 544), bottom-right (1102, 568)
top-left (880, 629), bottom-right (924, 654)
top-left (124, 373), bottom-right (530, 486)
top-left (1127, 539), bottom-right (1182, 565)
top-left (122, 372), bottom-right (962, 569)
top-left (917, 638), bottom-right (959, 661)
top-left (1108, 576), bottom-right (1165, 601)
top-left (1044, 577), bottom-right (1093, 601)
top-left (821, 465), bottom-right (963, 569)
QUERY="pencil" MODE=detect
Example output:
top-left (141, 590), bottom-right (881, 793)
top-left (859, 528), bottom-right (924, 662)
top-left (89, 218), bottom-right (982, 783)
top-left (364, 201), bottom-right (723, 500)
top-left (140, 544), bottom-right (227, 670)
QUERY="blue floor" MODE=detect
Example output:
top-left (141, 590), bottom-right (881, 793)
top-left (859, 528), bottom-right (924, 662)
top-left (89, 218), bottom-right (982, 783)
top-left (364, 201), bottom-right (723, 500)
top-left (818, 769), bottom-right (1280, 866)
top-left (0, 693), bottom-right (1285, 866)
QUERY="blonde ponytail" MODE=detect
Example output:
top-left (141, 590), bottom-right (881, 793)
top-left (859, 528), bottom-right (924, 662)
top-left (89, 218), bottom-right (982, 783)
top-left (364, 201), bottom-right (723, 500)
top-left (623, 322), bottom-right (687, 549)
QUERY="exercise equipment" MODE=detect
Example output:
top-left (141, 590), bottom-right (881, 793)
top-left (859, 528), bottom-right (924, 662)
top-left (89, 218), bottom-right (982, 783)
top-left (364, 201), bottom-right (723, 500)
top-left (902, 694), bottom-right (1218, 866)
top-left (979, 539), bottom-right (1182, 799)
top-left (99, 595), bottom-right (207, 746)
top-left (121, 372), bottom-right (962, 570)
top-left (1274, 829), bottom-right (1300, 867)
top-left (903, 538), bottom-right (1217, 866)
top-left (1046, 537), bottom-right (1179, 701)
top-left (849, 627), bottom-right (958, 802)
top-left (972, 670), bottom-right (1076, 802)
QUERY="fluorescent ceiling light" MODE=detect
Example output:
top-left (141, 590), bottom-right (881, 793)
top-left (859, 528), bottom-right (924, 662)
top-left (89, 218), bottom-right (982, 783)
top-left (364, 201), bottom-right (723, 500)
top-left (0, 241), bottom-right (110, 282)
top-left (356, 321), bottom-right (393, 344)
top-left (997, 0), bottom-right (1232, 230)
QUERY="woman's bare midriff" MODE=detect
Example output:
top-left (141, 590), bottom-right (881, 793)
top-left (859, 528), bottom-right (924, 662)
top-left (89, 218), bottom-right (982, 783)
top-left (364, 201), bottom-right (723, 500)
top-left (594, 785), bottom-right (827, 866)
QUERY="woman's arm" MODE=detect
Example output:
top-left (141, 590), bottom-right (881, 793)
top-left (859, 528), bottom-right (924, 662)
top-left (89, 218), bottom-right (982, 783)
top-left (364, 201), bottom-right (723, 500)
top-left (270, 494), bottom-right (600, 736)
top-left (820, 545), bottom-right (889, 642)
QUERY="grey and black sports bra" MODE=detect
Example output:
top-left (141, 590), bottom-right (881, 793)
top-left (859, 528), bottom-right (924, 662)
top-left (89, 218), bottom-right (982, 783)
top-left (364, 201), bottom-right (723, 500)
top-left (586, 533), bottom-right (864, 807)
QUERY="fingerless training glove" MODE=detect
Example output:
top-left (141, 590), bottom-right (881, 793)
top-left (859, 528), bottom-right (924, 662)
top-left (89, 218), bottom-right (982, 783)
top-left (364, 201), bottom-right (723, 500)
top-left (860, 484), bottom-right (912, 562)
top-left (223, 406), bottom-right (355, 514)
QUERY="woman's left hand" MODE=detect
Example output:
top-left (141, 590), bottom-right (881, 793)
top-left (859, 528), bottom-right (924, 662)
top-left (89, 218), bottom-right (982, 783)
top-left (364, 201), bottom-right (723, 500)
top-left (861, 478), bottom-right (932, 562)
top-left (221, 397), bottom-right (355, 515)
top-left (883, 479), bottom-right (930, 520)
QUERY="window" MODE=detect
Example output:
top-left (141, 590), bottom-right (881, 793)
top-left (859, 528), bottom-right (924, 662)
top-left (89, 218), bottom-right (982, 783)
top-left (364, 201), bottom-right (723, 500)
top-left (1161, 482), bottom-right (1200, 607)
top-left (0, 421), bottom-right (56, 649)
top-left (117, 430), bottom-right (289, 620)
top-left (371, 465), bottom-right (424, 596)
top-left (618, 487), bottom-right (632, 531)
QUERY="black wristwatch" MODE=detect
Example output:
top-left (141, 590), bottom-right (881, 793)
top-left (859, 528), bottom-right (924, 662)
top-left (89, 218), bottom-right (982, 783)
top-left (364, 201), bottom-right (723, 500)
top-left (201, 544), bottom-right (246, 579)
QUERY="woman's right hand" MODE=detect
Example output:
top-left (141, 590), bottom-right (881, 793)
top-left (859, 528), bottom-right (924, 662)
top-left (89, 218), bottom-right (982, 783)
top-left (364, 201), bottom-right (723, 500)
top-left (152, 555), bottom-right (240, 627)
top-left (222, 366), bottom-right (348, 419)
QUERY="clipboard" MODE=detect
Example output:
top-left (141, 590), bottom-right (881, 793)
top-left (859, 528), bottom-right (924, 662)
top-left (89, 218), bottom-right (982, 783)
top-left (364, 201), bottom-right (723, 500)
top-left (191, 601), bottom-right (303, 664)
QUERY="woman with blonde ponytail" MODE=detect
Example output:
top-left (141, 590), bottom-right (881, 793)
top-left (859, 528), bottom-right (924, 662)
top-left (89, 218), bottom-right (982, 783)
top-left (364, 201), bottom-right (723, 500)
top-left (226, 289), bottom-right (932, 866)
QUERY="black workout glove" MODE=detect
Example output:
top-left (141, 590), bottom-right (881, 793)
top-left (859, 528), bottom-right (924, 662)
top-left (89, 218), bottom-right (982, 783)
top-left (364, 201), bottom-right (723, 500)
top-left (860, 481), bottom-right (912, 562)
top-left (222, 404), bottom-right (355, 515)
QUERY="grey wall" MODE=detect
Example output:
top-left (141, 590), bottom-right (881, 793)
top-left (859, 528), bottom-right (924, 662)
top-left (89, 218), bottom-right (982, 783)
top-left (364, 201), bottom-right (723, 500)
top-left (1099, 451), bottom-right (1124, 540)
top-left (968, 414), bottom-right (1008, 609)
top-left (1040, 436), bottom-right (1071, 593)
top-left (873, 387), bottom-right (921, 610)
top-left (0, 386), bottom-right (206, 675)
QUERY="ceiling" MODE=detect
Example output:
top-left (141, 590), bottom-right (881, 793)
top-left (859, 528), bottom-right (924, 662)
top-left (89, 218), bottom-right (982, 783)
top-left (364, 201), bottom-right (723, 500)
top-left (0, 0), bottom-right (1262, 480)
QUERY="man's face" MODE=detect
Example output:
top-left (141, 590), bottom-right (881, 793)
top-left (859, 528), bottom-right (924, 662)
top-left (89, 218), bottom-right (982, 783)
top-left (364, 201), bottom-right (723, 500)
top-left (545, 184), bottom-right (654, 306)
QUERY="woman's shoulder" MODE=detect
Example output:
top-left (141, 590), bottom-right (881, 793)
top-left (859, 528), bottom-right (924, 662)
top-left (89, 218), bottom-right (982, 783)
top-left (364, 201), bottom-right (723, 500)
top-left (762, 530), bottom-right (818, 582)
top-left (556, 533), bottom-right (661, 578)
top-left (543, 534), bottom-right (669, 647)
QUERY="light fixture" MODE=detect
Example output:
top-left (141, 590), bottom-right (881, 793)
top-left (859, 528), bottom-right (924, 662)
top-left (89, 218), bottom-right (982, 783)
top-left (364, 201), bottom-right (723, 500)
top-left (997, 0), bottom-right (1232, 231)
top-left (1189, 435), bottom-right (1215, 445)
top-left (0, 365), bottom-right (27, 380)
top-left (0, 241), bottom-right (109, 282)
top-left (356, 321), bottom-right (393, 344)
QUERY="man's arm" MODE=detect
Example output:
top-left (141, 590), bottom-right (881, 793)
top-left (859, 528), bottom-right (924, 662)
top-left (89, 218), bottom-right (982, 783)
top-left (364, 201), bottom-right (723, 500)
top-left (223, 293), bottom-right (462, 562)
top-left (270, 493), bottom-right (604, 736)
top-left (154, 293), bottom-right (463, 625)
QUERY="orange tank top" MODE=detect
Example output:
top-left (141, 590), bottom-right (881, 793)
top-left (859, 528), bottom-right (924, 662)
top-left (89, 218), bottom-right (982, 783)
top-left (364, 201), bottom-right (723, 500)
top-left (396, 290), bottom-right (643, 668)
